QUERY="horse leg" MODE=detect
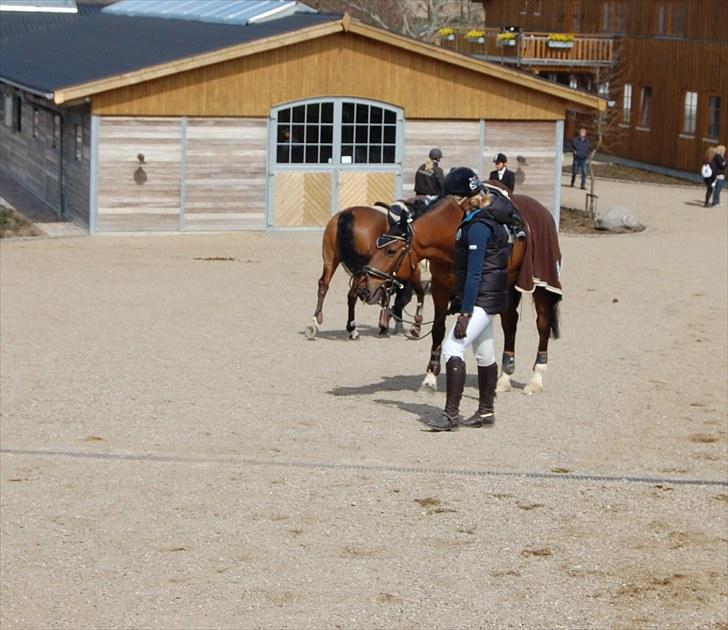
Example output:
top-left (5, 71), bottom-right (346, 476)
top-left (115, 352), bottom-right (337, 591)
top-left (497, 286), bottom-right (522, 392)
top-left (378, 295), bottom-right (391, 336)
top-left (306, 237), bottom-right (339, 340)
top-left (409, 267), bottom-right (425, 338)
top-left (390, 281), bottom-right (413, 336)
top-left (420, 279), bottom-right (450, 393)
top-left (523, 288), bottom-right (560, 394)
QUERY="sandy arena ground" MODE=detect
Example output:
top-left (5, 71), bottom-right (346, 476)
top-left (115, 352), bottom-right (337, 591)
top-left (1, 176), bottom-right (727, 629)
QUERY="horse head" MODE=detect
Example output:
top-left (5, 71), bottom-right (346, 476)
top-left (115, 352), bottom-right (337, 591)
top-left (361, 226), bottom-right (414, 305)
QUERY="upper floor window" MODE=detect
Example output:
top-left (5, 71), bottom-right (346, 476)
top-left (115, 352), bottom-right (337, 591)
top-left (14, 96), bottom-right (22, 133)
top-left (2, 94), bottom-right (11, 128)
top-left (639, 86), bottom-right (653, 129)
top-left (656, 2), bottom-right (686, 36)
top-left (600, 1), bottom-right (626, 33)
top-left (623, 84), bottom-right (632, 124)
top-left (682, 91), bottom-right (698, 136)
top-left (52, 114), bottom-right (61, 149)
top-left (707, 96), bottom-right (721, 138)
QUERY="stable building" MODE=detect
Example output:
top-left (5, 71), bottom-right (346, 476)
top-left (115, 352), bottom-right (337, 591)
top-left (0, 0), bottom-right (604, 233)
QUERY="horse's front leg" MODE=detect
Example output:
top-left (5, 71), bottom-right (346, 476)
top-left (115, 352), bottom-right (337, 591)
top-left (523, 289), bottom-right (560, 394)
top-left (420, 279), bottom-right (449, 393)
top-left (378, 293), bottom-right (392, 337)
top-left (409, 267), bottom-right (425, 338)
top-left (497, 286), bottom-right (521, 392)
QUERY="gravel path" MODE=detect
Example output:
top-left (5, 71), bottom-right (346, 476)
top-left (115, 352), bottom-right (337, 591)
top-left (1, 176), bottom-right (726, 629)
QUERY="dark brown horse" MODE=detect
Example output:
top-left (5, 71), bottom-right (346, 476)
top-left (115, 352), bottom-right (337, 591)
top-left (306, 205), bottom-right (425, 340)
top-left (360, 192), bottom-right (562, 394)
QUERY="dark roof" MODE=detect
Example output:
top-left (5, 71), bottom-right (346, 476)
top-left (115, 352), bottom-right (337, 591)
top-left (0, 3), bottom-right (104, 41)
top-left (0, 11), bottom-right (340, 96)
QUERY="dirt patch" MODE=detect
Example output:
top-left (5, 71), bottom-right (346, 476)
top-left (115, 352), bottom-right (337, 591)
top-left (0, 205), bottom-right (42, 238)
top-left (559, 207), bottom-right (601, 234)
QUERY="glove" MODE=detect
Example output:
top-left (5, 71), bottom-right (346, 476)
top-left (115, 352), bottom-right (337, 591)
top-left (454, 313), bottom-right (472, 339)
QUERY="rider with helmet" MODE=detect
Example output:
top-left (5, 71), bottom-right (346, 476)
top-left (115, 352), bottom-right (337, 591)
top-left (421, 167), bottom-right (512, 431)
top-left (414, 148), bottom-right (445, 197)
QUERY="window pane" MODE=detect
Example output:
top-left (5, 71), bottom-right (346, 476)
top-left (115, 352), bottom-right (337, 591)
top-left (342, 125), bottom-right (353, 143)
top-left (683, 91), bottom-right (697, 135)
top-left (277, 124), bottom-right (291, 143)
top-left (321, 103), bottom-right (333, 123)
top-left (383, 146), bottom-right (395, 163)
top-left (278, 108), bottom-right (290, 123)
top-left (306, 103), bottom-right (320, 123)
top-left (341, 145), bottom-right (353, 162)
top-left (639, 86), bottom-right (652, 128)
top-left (277, 145), bottom-right (290, 163)
top-left (384, 110), bottom-right (396, 124)
top-left (356, 104), bottom-right (369, 123)
top-left (369, 146), bottom-right (382, 163)
top-left (383, 125), bottom-right (396, 143)
top-left (52, 113), bottom-right (60, 148)
top-left (320, 145), bottom-right (333, 163)
top-left (292, 125), bottom-right (304, 143)
top-left (306, 125), bottom-right (319, 143)
top-left (370, 107), bottom-right (382, 124)
top-left (320, 125), bottom-right (333, 143)
top-left (305, 146), bottom-right (318, 163)
top-left (342, 102), bottom-right (354, 123)
top-left (292, 106), bottom-right (305, 122)
top-left (370, 126), bottom-right (382, 143)
top-left (291, 145), bottom-right (304, 163)
top-left (355, 125), bottom-right (368, 143)
top-left (623, 84), bottom-right (632, 123)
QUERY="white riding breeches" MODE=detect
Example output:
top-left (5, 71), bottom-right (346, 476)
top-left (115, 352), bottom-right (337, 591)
top-left (442, 306), bottom-right (496, 367)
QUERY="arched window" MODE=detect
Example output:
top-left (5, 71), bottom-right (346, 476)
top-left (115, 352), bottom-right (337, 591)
top-left (273, 98), bottom-right (401, 166)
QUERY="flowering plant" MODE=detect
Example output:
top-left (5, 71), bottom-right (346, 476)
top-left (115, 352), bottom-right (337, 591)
top-left (547, 33), bottom-right (575, 42)
top-left (466, 29), bottom-right (485, 39)
top-left (496, 32), bottom-right (517, 41)
top-left (438, 27), bottom-right (455, 37)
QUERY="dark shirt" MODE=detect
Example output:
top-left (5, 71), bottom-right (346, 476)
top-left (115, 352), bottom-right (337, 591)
top-left (711, 153), bottom-right (726, 177)
top-left (414, 163), bottom-right (445, 195)
top-left (488, 168), bottom-right (515, 192)
top-left (571, 136), bottom-right (592, 160)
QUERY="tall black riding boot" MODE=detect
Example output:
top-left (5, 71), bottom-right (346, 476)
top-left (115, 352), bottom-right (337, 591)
top-left (419, 357), bottom-right (465, 431)
top-left (461, 363), bottom-right (498, 427)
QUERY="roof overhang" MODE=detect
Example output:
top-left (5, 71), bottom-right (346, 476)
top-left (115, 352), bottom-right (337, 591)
top-left (51, 13), bottom-right (606, 112)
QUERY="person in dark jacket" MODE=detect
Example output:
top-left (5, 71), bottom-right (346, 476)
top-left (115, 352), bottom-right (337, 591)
top-left (488, 153), bottom-right (516, 192)
top-left (420, 167), bottom-right (512, 432)
top-left (709, 145), bottom-right (726, 207)
top-left (414, 148), bottom-right (445, 196)
top-left (570, 128), bottom-right (592, 189)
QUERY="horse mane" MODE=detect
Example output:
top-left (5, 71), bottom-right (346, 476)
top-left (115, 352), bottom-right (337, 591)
top-left (337, 210), bottom-right (370, 275)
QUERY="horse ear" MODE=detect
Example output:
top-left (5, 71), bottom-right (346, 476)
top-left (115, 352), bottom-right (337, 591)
top-left (398, 208), bottom-right (410, 229)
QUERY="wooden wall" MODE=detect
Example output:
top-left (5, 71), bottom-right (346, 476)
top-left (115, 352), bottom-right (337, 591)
top-left (96, 117), bottom-right (268, 232)
top-left (62, 105), bottom-right (91, 228)
top-left (91, 32), bottom-right (566, 121)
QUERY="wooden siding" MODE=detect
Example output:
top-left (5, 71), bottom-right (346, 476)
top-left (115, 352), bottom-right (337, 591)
top-left (91, 32), bottom-right (565, 121)
top-left (62, 105), bottom-right (91, 228)
top-left (404, 120), bottom-right (481, 195)
top-left (485, 122), bottom-right (557, 211)
top-left (96, 118), bottom-right (181, 232)
top-left (185, 119), bottom-right (266, 231)
top-left (273, 171), bottom-right (332, 227)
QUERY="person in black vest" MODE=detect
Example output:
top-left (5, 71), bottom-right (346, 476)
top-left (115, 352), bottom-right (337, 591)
top-left (420, 167), bottom-right (512, 431)
top-left (414, 148), bottom-right (445, 196)
top-left (570, 128), bottom-right (591, 189)
top-left (488, 153), bottom-right (516, 192)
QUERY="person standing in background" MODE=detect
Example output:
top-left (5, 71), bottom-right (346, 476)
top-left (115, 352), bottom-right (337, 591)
top-left (570, 127), bottom-right (592, 190)
top-left (709, 145), bottom-right (726, 207)
top-left (488, 153), bottom-right (515, 192)
top-left (414, 148), bottom-right (445, 197)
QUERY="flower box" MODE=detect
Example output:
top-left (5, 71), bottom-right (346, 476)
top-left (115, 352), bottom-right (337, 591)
top-left (498, 39), bottom-right (516, 47)
top-left (468, 37), bottom-right (486, 44)
top-left (548, 40), bottom-right (574, 49)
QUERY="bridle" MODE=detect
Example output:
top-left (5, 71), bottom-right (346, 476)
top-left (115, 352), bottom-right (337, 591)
top-left (363, 229), bottom-right (415, 298)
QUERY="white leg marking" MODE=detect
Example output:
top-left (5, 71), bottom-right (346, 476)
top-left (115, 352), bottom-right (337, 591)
top-left (305, 318), bottom-right (318, 340)
top-left (523, 363), bottom-right (547, 395)
top-left (496, 371), bottom-right (512, 393)
top-left (419, 371), bottom-right (438, 394)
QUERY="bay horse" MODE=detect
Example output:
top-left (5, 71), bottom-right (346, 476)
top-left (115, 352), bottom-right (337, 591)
top-left (305, 205), bottom-right (425, 340)
top-left (360, 191), bottom-right (562, 394)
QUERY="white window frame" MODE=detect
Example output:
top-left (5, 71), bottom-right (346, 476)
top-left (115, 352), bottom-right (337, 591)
top-left (682, 91), bottom-right (698, 136)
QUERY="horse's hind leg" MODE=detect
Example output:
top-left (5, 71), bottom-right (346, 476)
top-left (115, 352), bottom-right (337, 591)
top-left (409, 267), bottom-right (426, 338)
top-left (390, 281), bottom-right (414, 336)
top-left (306, 244), bottom-right (339, 340)
top-left (497, 286), bottom-right (522, 392)
top-left (346, 284), bottom-right (360, 340)
top-left (523, 288), bottom-right (560, 394)
top-left (420, 275), bottom-right (450, 393)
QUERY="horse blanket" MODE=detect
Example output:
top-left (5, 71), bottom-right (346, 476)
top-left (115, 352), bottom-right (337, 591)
top-left (511, 194), bottom-right (563, 296)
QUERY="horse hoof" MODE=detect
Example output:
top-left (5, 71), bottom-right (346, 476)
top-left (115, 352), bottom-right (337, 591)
top-left (409, 327), bottom-right (420, 338)
top-left (393, 321), bottom-right (404, 335)
top-left (305, 322), bottom-right (318, 340)
top-left (522, 383), bottom-right (543, 395)
top-left (419, 372), bottom-right (438, 393)
top-left (496, 373), bottom-right (512, 393)
top-left (349, 329), bottom-right (359, 340)
top-left (378, 328), bottom-right (389, 337)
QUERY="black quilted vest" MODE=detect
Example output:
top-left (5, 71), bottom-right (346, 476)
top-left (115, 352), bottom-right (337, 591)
top-left (454, 214), bottom-right (511, 314)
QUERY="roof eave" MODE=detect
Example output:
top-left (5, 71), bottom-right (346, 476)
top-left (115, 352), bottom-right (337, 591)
top-left (0, 78), bottom-right (54, 101)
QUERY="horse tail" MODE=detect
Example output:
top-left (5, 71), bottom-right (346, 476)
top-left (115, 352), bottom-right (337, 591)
top-left (550, 293), bottom-right (562, 340)
top-left (337, 210), bottom-right (370, 275)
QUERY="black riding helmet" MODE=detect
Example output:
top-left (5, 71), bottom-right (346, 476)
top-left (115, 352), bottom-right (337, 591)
top-left (444, 167), bottom-right (482, 197)
top-left (429, 147), bottom-right (442, 161)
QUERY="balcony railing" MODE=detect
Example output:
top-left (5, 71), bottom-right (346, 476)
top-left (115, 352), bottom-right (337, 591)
top-left (438, 29), bottom-right (616, 67)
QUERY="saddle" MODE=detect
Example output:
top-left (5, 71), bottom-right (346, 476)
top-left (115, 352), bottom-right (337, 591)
top-left (481, 183), bottom-right (526, 240)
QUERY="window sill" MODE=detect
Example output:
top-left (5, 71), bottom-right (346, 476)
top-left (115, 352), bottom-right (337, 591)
top-left (618, 123), bottom-right (630, 128)
top-left (702, 137), bottom-right (719, 144)
top-left (678, 133), bottom-right (696, 140)
top-left (635, 126), bottom-right (651, 132)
